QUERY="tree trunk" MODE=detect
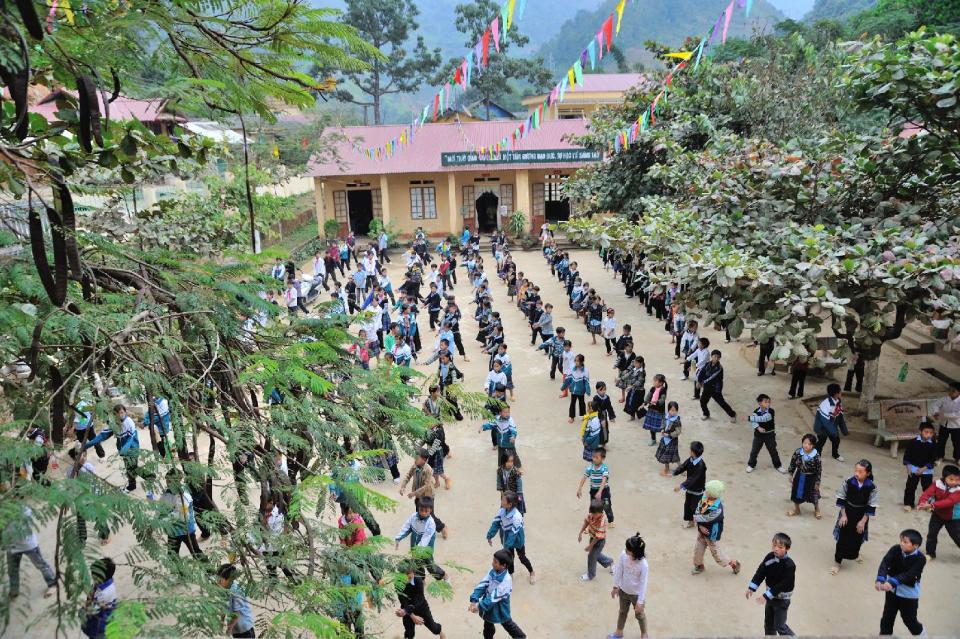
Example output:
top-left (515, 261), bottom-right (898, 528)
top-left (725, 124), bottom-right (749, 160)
top-left (858, 356), bottom-right (880, 413)
top-left (373, 93), bottom-right (381, 125)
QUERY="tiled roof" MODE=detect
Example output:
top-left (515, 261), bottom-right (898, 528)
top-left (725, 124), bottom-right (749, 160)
top-left (309, 119), bottom-right (592, 177)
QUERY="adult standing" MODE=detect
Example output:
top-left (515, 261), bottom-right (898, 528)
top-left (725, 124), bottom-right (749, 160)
top-left (378, 229), bottom-right (391, 263)
top-left (932, 383), bottom-right (960, 463)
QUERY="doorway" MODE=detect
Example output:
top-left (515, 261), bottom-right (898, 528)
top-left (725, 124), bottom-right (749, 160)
top-left (347, 190), bottom-right (373, 236)
top-left (544, 177), bottom-right (570, 222)
top-left (476, 191), bottom-right (499, 233)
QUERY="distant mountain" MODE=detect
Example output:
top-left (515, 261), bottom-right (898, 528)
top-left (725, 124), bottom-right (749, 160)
top-left (805, 0), bottom-right (877, 21)
top-left (537, 0), bottom-right (785, 72)
top-left (313, 0), bottom-right (602, 59)
top-left (767, 0), bottom-right (815, 20)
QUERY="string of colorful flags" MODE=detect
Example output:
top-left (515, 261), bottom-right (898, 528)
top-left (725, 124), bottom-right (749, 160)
top-left (469, 0), bottom-right (631, 159)
top-left (353, 0), bottom-right (527, 161)
top-left (603, 0), bottom-right (753, 156)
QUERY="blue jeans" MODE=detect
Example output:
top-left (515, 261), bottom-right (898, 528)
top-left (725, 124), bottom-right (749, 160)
top-left (7, 547), bottom-right (56, 596)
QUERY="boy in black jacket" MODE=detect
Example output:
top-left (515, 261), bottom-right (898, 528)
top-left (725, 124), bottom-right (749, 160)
top-left (902, 421), bottom-right (937, 511)
top-left (396, 561), bottom-right (445, 638)
top-left (593, 381), bottom-right (616, 446)
top-left (876, 529), bottom-right (926, 636)
top-left (746, 532), bottom-right (796, 636)
top-left (673, 441), bottom-right (707, 528)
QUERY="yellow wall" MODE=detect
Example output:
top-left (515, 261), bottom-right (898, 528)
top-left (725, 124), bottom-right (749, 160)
top-left (314, 168), bottom-right (576, 238)
top-left (521, 90), bottom-right (627, 121)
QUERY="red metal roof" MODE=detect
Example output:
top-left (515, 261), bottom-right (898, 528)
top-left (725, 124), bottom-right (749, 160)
top-left (309, 119), bottom-right (592, 177)
top-left (31, 91), bottom-right (184, 124)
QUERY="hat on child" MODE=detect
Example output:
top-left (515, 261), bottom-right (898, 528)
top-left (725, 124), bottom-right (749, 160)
top-left (705, 480), bottom-right (726, 498)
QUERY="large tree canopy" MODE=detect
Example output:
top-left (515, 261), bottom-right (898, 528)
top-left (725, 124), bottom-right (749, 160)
top-left (562, 31), bottom-right (960, 408)
top-left (0, 2), bottom-right (482, 637)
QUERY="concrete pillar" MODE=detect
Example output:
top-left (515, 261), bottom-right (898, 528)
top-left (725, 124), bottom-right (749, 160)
top-left (447, 173), bottom-right (459, 236)
top-left (515, 169), bottom-right (532, 233)
top-left (379, 174), bottom-right (392, 225)
top-left (313, 178), bottom-right (325, 236)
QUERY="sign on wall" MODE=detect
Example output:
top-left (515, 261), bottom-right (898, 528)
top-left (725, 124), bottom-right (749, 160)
top-left (440, 148), bottom-right (601, 166)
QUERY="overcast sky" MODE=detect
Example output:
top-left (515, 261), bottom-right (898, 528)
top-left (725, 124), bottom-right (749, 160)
top-left (767, 0), bottom-right (816, 19)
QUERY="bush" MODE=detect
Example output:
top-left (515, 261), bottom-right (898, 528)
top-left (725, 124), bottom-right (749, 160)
top-left (323, 218), bottom-right (340, 238)
top-left (507, 211), bottom-right (527, 238)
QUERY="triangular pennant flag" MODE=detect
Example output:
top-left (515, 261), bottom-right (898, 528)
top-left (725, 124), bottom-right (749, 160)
top-left (614, 135), bottom-right (621, 153)
top-left (444, 83), bottom-right (451, 110)
top-left (516, 0), bottom-right (526, 21)
top-left (573, 60), bottom-right (584, 87)
top-left (693, 36), bottom-right (707, 70)
top-left (501, 3), bottom-right (510, 34)
top-left (433, 93), bottom-right (439, 121)
top-left (507, 0), bottom-right (516, 29)
top-left (597, 31), bottom-right (604, 60)
top-left (474, 41), bottom-right (483, 71)
top-left (580, 49), bottom-right (589, 70)
top-left (615, 0), bottom-right (626, 34)
top-left (482, 28), bottom-right (491, 66)
top-left (721, 0), bottom-right (735, 44)
top-left (453, 66), bottom-right (462, 86)
top-left (549, 84), bottom-right (559, 106)
top-left (492, 17), bottom-right (500, 53)
top-left (745, 0), bottom-right (753, 17)
top-left (587, 40), bottom-right (597, 70)
top-left (559, 76), bottom-right (569, 101)
top-left (665, 51), bottom-right (693, 60)
top-left (567, 67), bottom-right (576, 91)
top-left (533, 104), bottom-right (540, 129)
top-left (708, 11), bottom-right (723, 45)
top-left (603, 14), bottom-right (614, 52)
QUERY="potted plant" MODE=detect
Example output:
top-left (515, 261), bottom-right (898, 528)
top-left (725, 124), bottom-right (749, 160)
top-left (507, 210), bottom-right (527, 239)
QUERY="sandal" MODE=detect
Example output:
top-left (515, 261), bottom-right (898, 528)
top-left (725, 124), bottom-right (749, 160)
top-left (786, 510), bottom-right (799, 517)
top-left (730, 560), bottom-right (741, 575)
top-left (829, 566), bottom-right (840, 575)
top-left (815, 511), bottom-right (823, 520)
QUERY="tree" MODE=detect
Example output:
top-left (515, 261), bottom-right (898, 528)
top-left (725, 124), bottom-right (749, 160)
top-left (331, 0), bottom-right (442, 125)
top-left (0, 1), bottom-right (486, 636)
top-left (443, 0), bottom-right (553, 120)
top-left (562, 31), bottom-right (960, 410)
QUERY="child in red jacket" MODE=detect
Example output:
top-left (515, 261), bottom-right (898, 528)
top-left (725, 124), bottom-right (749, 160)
top-left (917, 464), bottom-right (960, 559)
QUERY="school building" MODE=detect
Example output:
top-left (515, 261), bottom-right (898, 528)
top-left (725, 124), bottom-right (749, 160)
top-left (308, 74), bottom-right (645, 239)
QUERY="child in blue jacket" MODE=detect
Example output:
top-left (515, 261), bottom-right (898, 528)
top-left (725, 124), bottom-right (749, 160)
top-left (485, 491), bottom-right (535, 584)
top-left (469, 549), bottom-right (527, 638)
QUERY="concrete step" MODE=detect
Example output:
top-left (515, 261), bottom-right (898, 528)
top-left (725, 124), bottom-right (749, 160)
top-left (889, 330), bottom-right (935, 355)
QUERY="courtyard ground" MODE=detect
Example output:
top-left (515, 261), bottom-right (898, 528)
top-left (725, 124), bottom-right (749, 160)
top-left (14, 245), bottom-right (959, 638)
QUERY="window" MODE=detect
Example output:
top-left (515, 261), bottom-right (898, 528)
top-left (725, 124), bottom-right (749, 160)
top-left (372, 188), bottom-right (383, 219)
top-left (333, 190), bottom-right (348, 222)
top-left (532, 183), bottom-right (544, 217)
top-left (500, 184), bottom-right (514, 212)
top-left (410, 186), bottom-right (437, 219)
top-left (545, 174), bottom-right (568, 202)
top-left (559, 109), bottom-right (585, 119)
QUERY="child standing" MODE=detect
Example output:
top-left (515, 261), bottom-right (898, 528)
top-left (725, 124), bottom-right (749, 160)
top-left (746, 394), bottom-right (787, 474)
top-left (674, 441), bottom-right (707, 529)
top-left (396, 559), bottom-right (446, 638)
top-left (395, 497), bottom-right (447, 581)
top-left (593, 382), bottom-right (616, 446)
top-left (786, 434), bottom-right (822, 519)
top-left (578, 499), bottom-right (614, 581)
top-left (493, 344), bottom-right (515, 401)
top-left (655, 402), bottom-right (682, 476)
top-left (536, 326), bottom-right (566, 380)
top-left (4, 501), bottom-right (56, 599)
top-left (745, 532), bottom-right (796, 637)
top-left (698, 350), bottom-right (737, 423)
top-left (496, 452), bottom-right (526, 514)
top-left (691, 480), bottom-right (741, 576)
top-left (814, 383), bottom-right (847, 462)
top-left (685, 337), bottom-right (710, 399)
top-left (577, 447), bottom-right (614, 525)
top-left (615, 343), bottom-right (636, 404)
top-left (876, 529), bottom-right (926, 636)
top-left (468, 549), bottom-right (527, 638)
top-left (831, 459), bottom-right (879, 575)
top-left (641, 374), bottom-right (667, 446)
top-left (902, 421), bottom-right (937, 511)
top-left (609, 533), bottom-right (649, 639)
top-left (562, 354), bottom-right (590, 423)
top-left (602, 308), bottom-right (618, 356)
top-left (486, 491), bottom-right (535, 584)
top-left (218, 563), bottom-right (255, 638)
top-left (82, 557), bottom-right (118, 639)
top-left (917, 464), bottom-right (960, 559)
top-left (481, 405), bottom-right (520, 467)
top-left (624, 356), bottom-right (646, 420)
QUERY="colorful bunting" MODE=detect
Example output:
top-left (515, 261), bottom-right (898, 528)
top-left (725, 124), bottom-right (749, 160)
top-left (745, 0), bottom-right (753, 17)
top-left (615, 0), bottom-right (626, 34)
top-left (573, 60), bottom-right (584, 87)
top-left (665, 51), bottom-right (693, 60)
top-left (721, 0), bottom-right (735, 44)
top-left (482, 28), bottom-right (491, 66)
top-left (587, 40), bottom-right (597, 70)
top-left (492, 17), bottom-right (500, 53)
top-left (602, 14), bottom-right (614, 52)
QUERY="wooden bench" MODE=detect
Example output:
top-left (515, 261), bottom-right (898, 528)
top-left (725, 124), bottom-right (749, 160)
top-left (867, 398), bottom-right (937, 457)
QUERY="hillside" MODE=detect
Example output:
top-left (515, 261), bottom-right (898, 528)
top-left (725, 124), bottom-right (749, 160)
top-left (537, 0), bottom-right (785, 71)
top-left (806, 0), bottom-right (877, 21)
top-left (314, 0), bottom-right (601, 59)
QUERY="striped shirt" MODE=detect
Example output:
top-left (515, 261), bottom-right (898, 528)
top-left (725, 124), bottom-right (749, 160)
top-left (584, 463), bottom-right (609, 490)
top-left (585, 512), bottom-right (607, 540)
